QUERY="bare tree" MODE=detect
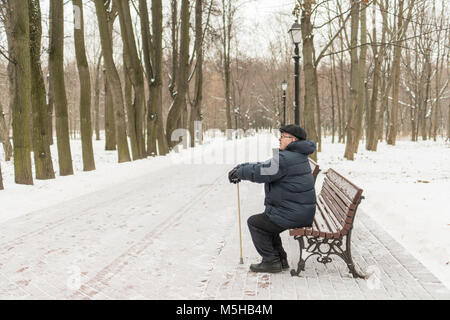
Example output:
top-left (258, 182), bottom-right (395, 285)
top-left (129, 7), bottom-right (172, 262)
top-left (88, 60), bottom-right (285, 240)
top-left (73, 0), bottom-right (95, 171)
top-left (166, 0), bottom-right (190, 148)
top-left (140, 0), bottom-right (169, 156)
top-left (49, 0), bottom-right (74, 175)
top-left (116, 0), bottom-right (145, 159)
top-left (386, 0), bottom-right (414, 145)
top-left (29, 0), bottom-right (55, 179)
top-left (11, 0), bottom-right (33, 184)
top-left (94, 0), bottom-right (131, 162)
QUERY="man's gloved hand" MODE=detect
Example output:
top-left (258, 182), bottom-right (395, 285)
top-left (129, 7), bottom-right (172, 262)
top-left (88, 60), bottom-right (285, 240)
top-left (228, 166), bottom-right (241, 184)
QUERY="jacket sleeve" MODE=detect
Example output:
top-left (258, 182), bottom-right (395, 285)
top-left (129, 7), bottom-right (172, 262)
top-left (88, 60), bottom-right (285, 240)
top-left (235, 153), bottom-right (286, 184)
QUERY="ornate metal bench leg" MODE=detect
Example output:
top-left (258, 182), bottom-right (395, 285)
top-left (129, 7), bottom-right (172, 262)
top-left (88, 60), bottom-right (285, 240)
top-left (291, 236), bottom-right (306, 277)
top-left (344, 233), bottom-right (366, 279)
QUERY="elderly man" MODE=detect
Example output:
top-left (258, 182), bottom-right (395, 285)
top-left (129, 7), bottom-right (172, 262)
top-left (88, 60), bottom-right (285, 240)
top-left (228, 124), bottom-right (316, 273)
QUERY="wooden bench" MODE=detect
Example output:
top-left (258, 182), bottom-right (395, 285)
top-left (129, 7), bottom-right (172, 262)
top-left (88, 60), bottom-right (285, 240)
top-left (289, 168), bottom-right (365, 278)
top-left (309, 158), bottom-right (320, 182)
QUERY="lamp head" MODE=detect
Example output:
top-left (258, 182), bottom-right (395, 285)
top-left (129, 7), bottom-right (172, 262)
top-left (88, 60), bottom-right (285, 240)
top-left (288, 21), bottom-right (302, 44)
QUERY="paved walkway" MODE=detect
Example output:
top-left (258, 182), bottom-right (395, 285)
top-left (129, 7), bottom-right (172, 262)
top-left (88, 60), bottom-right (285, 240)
top-left (0, 164), bottom-right (448, 300)
top-left (201, 180), bottom-right (450, 300)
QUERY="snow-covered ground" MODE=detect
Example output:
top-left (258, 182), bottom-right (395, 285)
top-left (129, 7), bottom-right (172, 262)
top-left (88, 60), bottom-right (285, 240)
top-left (0, 131), bottom-right (449, 291)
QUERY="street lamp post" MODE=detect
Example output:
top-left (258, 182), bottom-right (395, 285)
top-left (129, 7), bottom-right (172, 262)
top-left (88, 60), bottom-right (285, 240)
top-left (288, 21), bottom-right (302, 126)
top-left (281, 80), bottom-right (287, 125)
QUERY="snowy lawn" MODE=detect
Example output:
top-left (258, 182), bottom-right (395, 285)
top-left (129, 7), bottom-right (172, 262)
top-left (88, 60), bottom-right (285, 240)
top-left (0, 131), bottom-right (449, 291)
top-left (316, 136), bottom-right (450, 290)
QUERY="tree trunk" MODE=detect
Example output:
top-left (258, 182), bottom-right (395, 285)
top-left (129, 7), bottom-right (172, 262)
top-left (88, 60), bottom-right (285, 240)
top-left (29, 0), bottom-right (55, 179)
top-left (301, 0), bottom-right (318, 161)
top-left (0, 163), bottom-right (3, 190)
top-left (116, 0), bottom-right (146, 159)
top-left (94, 0), bottom-right (130, 163)
top-left (49, 0), bottom-right (74, 176)
top-left (144, 0), bottom-right (169, 156)
top-left (354, 0), bottom-right (368, 153)
top-left (189, 0), bottom-right (204, 148)
top-left (94, 53), bottom-right (102, 141)
top-left (104, 68), bottom-right (116, 150)
top-left (0, 101), bottom-right (13, 161)
top-left (4, 3), bottom-right (16, 154)
top-left (332, 54), bottom-right (342, 143)
top-left (313, 68), bottom-right (321, 152)
top-left (168, 0), bottom-right (178, 102)
top-left (329, 58), bottom-right (336, 144)
top-left (338, 40), bottom-right (346, 143)
top-left (387, 0), bottom-right (413, 145)
top-left (122, 46), bottom-right (139, 159)
top-left (166, 0), bottom-right (190, 148)
top-left (367, 0), bottom-right (386, 151)
top-left (222, 0), bottom-right (233, 135)
top-left (344, 0), bottom-right (360, 160)
top-left (72, 0), bottom-right (95, 171)
top-left (11, 0), bottom-right (34, 185)
top-left (421, 52), bottom-right (432, 141)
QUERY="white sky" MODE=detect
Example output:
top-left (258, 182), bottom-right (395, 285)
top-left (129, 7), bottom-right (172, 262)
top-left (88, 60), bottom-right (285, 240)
top-left (34, 0), bottom-right (299, 64)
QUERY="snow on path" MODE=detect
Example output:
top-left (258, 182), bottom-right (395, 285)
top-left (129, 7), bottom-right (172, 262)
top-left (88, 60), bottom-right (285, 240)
top-left (0, 163), bottom-right (244, 299)
top-left (0, 132), bottom-right (449, 298)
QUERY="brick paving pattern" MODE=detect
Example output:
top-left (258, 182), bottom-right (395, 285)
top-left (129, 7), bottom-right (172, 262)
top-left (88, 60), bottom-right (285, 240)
top-left (0, 165), bottom-right (448, 299)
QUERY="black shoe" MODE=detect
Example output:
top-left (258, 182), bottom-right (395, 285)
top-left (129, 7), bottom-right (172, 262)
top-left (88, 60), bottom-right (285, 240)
top-left (249, 260), bottom-right (282, 273)
top-left (281, 258), bottom-right (289, 270)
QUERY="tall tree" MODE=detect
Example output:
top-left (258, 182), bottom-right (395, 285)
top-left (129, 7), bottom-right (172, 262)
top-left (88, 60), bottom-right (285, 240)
top-left (221, 0), bottom-right (234, 136)
top-left (104, 68), bottom-right (116, 150)
top-left (0, 101), bottom-right (13, 161)
top-left (49, 0), bottom-right (73, 175)
top-left (94, 0), bottom-right (131, 163)
top-left (116, 0), bottom-right (146, 159)
top-left (386, 0), bottom-right (414, 145)
top-left (188, 0), bottom-right (205, 148)
top-left (354, 0), bottom-right (368, 153)
top-left (165, 0), bottom-right (190, 148)
top-left (299, 0), bottom-right (318, 160)
top-left (344, 0), bottom-right (360, 160)
top-left (29, 0), bottom-right (55, 179)
top-left (72, 0), bottom-right (95, 171)
top-left (0, 162), bottom-right (3, 190)
top-left (93, 53), bottom-right (102, 141)
top-left (103, 4), bottom-right (117, 150)
top-left (367, 0), bottom-right (388, 151)
top-left (11, 0), bottom-right (33, 184)
top-left (140, 0), bottom-right (169, 156)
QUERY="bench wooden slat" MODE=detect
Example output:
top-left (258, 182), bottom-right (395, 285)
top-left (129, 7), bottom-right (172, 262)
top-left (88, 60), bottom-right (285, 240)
top-left (289, 227), bottom-right (305, 236)
top-left (317, 196), bottom-right (343, 237)
top-left (324, 178), bottom-right (360, 230)
top-left (317, 194), bottom-right (345, 229)
top-left (312, 213), bottom-right (322, 237)
top-left (313, 209), bottom-right (331, 238)
top-left (309, 158), bottom-right (320, 180)
top-left (324, 177), bottom-right (356, 209)
top-left (326, 168), bottom-right (363, 204)
top-left (321, 184), bottom-right (351, 224)
top-left (316, 200), bottom-right (338, 233)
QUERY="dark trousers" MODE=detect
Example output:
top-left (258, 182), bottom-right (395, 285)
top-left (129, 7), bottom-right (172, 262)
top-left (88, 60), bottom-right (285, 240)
top-left (247, 213), bottom-right (287, 262)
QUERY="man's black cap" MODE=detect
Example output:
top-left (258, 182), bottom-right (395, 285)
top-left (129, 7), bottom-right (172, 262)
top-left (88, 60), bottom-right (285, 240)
top-left (279, 124), bottom-right (307, 140)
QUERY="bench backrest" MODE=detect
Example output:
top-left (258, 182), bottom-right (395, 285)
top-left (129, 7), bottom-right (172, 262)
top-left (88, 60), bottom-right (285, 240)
top-left (316, 168), bottom-right (363, 237)
top-left (308, 158), bottom-right (320, 182)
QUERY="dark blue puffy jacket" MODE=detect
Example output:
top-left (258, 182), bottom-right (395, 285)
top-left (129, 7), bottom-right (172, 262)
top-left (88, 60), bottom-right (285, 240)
top-left (235, 140), bottom-right (316, 229)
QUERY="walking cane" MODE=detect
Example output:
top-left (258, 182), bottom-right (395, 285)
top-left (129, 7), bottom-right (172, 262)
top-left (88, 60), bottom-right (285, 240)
top-left (237, 183), bottom-right (244, 264)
